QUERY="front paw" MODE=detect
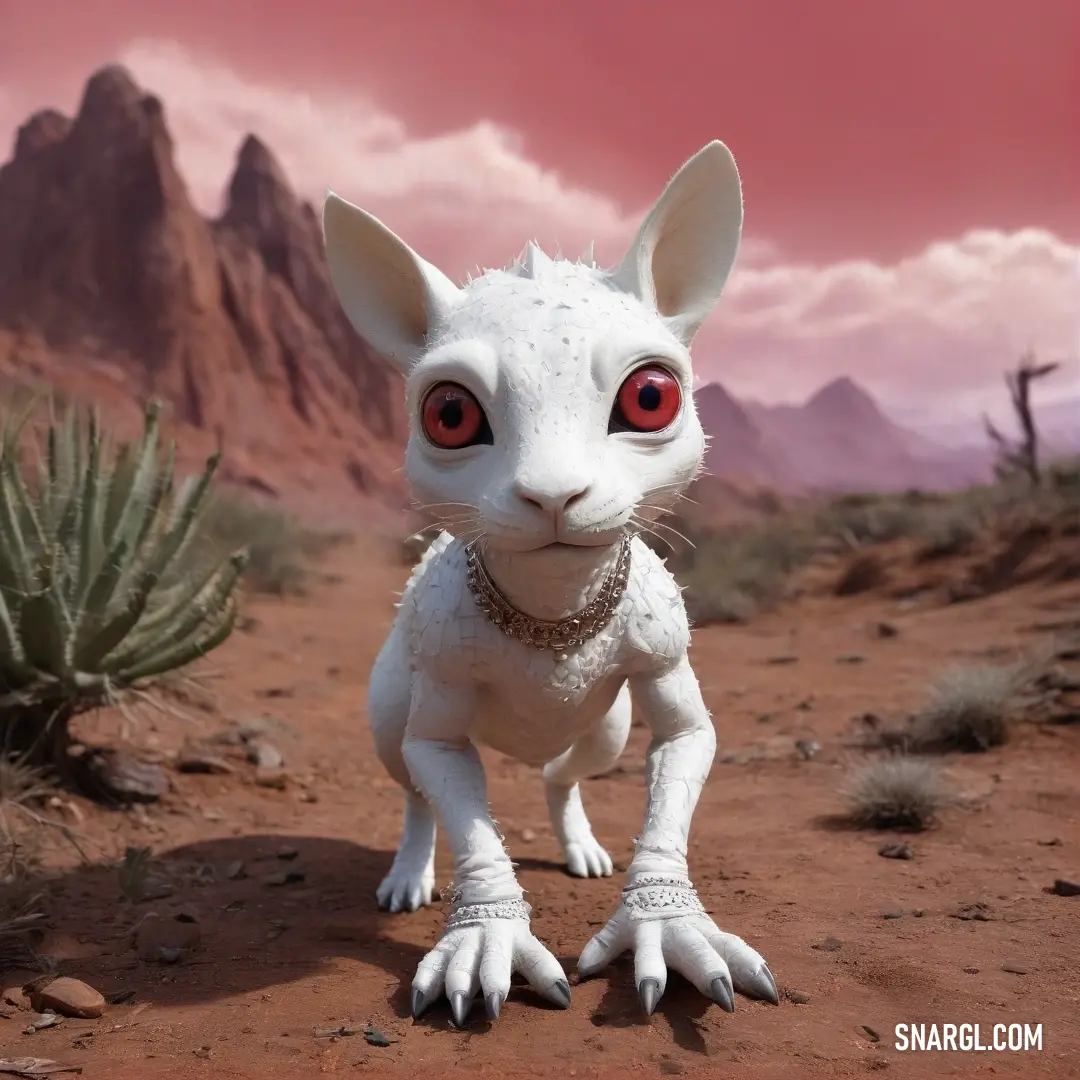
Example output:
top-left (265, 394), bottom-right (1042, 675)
top-left (411, 897), bottom-right (570, 1027)
top-left (563, 836), bottom-right (614, 878)
top-left (577, 874), bottom-right (779, 1014)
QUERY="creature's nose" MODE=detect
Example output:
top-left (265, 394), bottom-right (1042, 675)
top-left (514, 477), bottom-right (591, 516)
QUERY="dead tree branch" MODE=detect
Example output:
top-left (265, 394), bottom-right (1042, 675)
top-left (983, 351), bottom-right (1060, 487)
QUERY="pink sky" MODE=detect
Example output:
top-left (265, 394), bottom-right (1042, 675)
top-left (2, 0), bottom-right (1078, 435)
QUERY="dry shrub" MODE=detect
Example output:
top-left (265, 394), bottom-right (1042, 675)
top-left (188, 490), bottom-right (347, 596)
top-left (910, 663), bottom-right (1029, 752)
top-left (677, 519), bottom-right (818, 625)
top-left (834, 552), bottom-right (888, 597)
top-left (843, 756), bottom-right (950, 830)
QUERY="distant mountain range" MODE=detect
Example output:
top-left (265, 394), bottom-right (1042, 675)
top-left (694, 376), bottom-right (995, 493)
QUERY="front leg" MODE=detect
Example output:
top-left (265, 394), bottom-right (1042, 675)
top-left (577, 655), bottom-right (779, 1014)
top-left (401, 670), bottom-right (570, 1026)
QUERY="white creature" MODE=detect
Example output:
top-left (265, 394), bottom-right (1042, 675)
top-left (323, 141), bottom-right (778, 1027)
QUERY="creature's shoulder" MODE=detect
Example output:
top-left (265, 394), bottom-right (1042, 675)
top-left (619, 538), bottom-right (691, 667)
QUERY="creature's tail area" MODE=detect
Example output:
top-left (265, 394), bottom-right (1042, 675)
top-left (393, 530), bottom-right (455, 608)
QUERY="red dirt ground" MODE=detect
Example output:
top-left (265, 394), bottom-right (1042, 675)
top-left (3, 538), bottom-right (1079, 1079)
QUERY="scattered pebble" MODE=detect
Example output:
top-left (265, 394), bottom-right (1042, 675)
top-left (254, 767), bottom-right (289, 790)
top-left (912, 909), bottom-right (924, 917)
top-left (881, 908), bottom-right (903, 920)
top-left (1001, 963), bottom-right (1029, 975)
top-left (23, 1011), bottom-right (63, 1032)
top-left (520, 828), bottom-right (537, 843)
top-left (276, 846), bottom-right (299, 861)
top-left (193, 1046), bottom-right (212, 1060)
top-left (1047, 879), bottom-right (1080, 897)
top-left (264, 871), bottom-right (306, 887)
top-left (765, 655), bottom-right (799, 666)
top-left (836, 653), bottom-right (867, 665)
top-left (878, 842), bottom-right (913, 860)
top-left (784, 989), bottom-right (811, 1005)
top-left (175, 750), bottom-right (236, 775)
top-left (794, 740), bottom-right (821, 761)
top-left (951, 902), bottom-right (992, 922)
top-left (873, 621), bottom-right (899, 639)
top-left (860, 1025), bottom-right (881, 1042)
top-left (811, 937), bottom-right (843, 952)
top-left (135, 912), bottom-right (202, 962)
top-left (247, 741), bottom-right (284, 769)
top-left (1037, 838), bottom-right (1063, 847)
top-left (226, 860), bottom-right (247, 880)
top-left (29, 978), bottom-right (106, 1020)
top-left (363, 1025), bottom-right (396, 1047)
top-left (962, 966), bottom-right (979, 974)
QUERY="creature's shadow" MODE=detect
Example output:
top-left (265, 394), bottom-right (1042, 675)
top-left (31, 833), bottom-right (729, 1051)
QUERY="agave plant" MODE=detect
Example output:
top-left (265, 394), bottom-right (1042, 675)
top-left (0, 396), bottom-right (248, 778)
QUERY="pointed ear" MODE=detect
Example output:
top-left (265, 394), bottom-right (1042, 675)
top-left (323, 192), bottom-right (461, 374)
top-left (612, 140), bottom-right (743, 346)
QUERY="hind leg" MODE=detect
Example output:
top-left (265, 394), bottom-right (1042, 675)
top-left (368, 625), bottom-right (437, 912)
top-left (543, 683), bottom-right (633, 878)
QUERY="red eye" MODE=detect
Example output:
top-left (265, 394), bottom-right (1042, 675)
top-left (421, 383), bottom-right (487, 449)
top-left (613, 365), bottom-right (682, 433)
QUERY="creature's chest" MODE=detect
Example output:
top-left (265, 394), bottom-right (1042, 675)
top-left (408, 540), bottom-right (689, 718)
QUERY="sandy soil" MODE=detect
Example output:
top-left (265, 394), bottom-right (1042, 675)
top-left (3, 538), bottom-right (1078, 1079)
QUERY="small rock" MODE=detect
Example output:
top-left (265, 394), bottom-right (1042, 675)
top-left (1047, 879), bottom-right (1080, 897)
top-left (873, 622), bottom-right (899, 639)
top-left (520, 828), bottom-right (537, 843)
top-left (254, 767), bottom-right (289, 790)
top-left (881, 908), bottom-right (903, 920)
top-left (1001, 963), bottom-right (1029, 975)
top-left (105, 988), bottom-right (136, 1005)
top-left (247, 741), bottom-right (284, 769)
top-left (962, 966), bottom-right (979, 974)
top-left (85, 749), bottom-right (169, 803)
top-left (135, 912), bottom-right (202, 962)
top-left (24, 1010), bottom-right (63, 1031)
top-left (836, 653), bottom-right (866, 665)
top-left (297, 789), bottom-right (319, 804)
top-left (784, 988), bottom-right (811, 1004)
top-left (363, 1024), bottom-right (396, 1047)
top-left (794, 739), bottom-right (821, 761)
top-left (276, 846), bottom-right (299, 861)
top-left (175, 751), bottom-right (235, 775)
top-left (912, 909), bottom-right (925, 917)
top-left (1, 972), bottom-right (36, 1011)
top-left (811, 937), bottom-right (843, 952)
top-left (193, 1046), bottom-right (212, 1060)
top-left (225, 860), bottom-right (247, 880)
top-left (31, 977), bottom-right (106, 1019)
top-left (951, 902), bottom-right (992, 921)
top-left (878, 842), bottom-right (913, 860)
top-left (264, 871), bottom-right (306, 887)
top-left (860, 1025), bottom-right (881, 1042)
top-left (0, 1003), bottom-right (14, 1019)
top-left (1037, 838), bottom-right (1063, 847)
top-left (765, 655), bottom-right (799, 665)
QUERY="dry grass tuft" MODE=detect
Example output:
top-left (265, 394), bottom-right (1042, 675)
top-left (910, 663), bottom-right (1030, 752)
top-left (186, 490), bottom-right (348, 596)
top-left (843, 756), bottom-right (950, 831)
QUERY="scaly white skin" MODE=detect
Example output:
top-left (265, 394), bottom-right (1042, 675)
top-left (323, 140), bottom-right (778, 1026)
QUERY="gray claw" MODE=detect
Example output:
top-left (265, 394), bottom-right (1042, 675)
top-left (709, 975), bottom-right (735, 1013)
top-left (755, 964), bottom-right (780, 1006)
top-left (450, 990), bottom-right (472, 1028)
top-left (551, 978), bottom-right (572, 1009)
top-left (638, 977), bottom-right (661, 1015)
top-left (485, 991), bottom-right (503, 1020)
top-left (411, 987), bottom-right (429, 1019)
